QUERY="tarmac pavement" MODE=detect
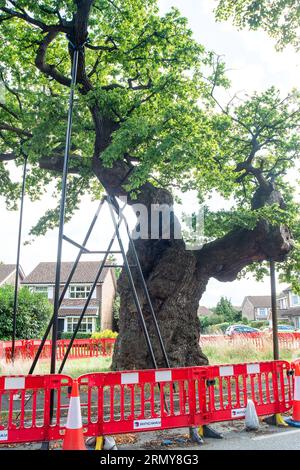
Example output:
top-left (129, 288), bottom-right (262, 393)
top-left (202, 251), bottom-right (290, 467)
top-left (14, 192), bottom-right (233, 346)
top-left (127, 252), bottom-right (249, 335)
top-left (0, 420), bottom-right (299, 451)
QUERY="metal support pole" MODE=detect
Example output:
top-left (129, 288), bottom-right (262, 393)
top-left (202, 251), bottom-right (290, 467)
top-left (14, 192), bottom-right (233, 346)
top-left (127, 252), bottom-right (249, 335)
top-left (111, 195), bottom-right (171, 369)
top-left (29, 199), bottom-right (103, 375)
top-left (270, 260), bottom-right (279, 360)
top-left (107, 197), bottom-right (157, 369)
top-left (11, 154), bottom-right (27, 361)
top-left (58, 204), bottom-right (127, 373)
top-left (50, 47), bottom-right (79, 376)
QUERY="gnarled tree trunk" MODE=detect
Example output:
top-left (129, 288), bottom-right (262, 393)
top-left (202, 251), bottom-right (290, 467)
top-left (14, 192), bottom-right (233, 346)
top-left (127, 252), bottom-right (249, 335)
top-left (107, 183), bottom-right (293, 371)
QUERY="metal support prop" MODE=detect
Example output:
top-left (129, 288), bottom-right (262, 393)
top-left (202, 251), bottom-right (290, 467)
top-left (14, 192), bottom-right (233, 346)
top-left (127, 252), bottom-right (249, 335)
top-left (29, 199), bottom-right (103, 375)
top-left (107, 197), bottom-right (158, 369)
top-left (11, 153), bottom-right (28, 361)
top-left (58, 205), bottom-right (126, 373)
top-left (270, 260), bottom-right (279, 360)
top-left (50, 47), bottom-right (79, 376)
top-left (111, 195), bottom-right (171, 369)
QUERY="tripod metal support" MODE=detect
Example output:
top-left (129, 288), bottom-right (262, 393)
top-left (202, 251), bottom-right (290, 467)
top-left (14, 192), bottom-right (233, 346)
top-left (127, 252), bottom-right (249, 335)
top-left (11, 153), bottom-right (27, 361)
top-left (50, 47), bottom-right (79, 376)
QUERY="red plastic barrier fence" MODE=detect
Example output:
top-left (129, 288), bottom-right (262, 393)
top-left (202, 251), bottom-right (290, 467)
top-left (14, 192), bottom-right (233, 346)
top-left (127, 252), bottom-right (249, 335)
top-left (78, 367), bottom-right (195, 436)
top-left (0, 360), bottom-right (294, 445)
top-left (0, 374), bottom-right (72, 443)
top-left (77, 360), bottom-right (293, 437)
top-left (193, 360), bottom-right (293, 425)
top-left (1, 338), bottom-right (116, 362)
top-left (200, 332), bottom-right (300, 350)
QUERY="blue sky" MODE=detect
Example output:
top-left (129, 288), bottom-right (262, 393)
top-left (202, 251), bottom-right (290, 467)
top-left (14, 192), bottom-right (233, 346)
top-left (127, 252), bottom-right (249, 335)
top-left (0, 1), bottom-right (299, 307)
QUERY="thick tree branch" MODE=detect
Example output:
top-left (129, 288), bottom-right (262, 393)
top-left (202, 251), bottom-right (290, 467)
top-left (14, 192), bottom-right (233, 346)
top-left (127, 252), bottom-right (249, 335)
top-left (0, 123), bottom-right (32, 137)
top-left (0, 152), bottom-right (16, 161)
top-left (0, 103), bottom-right (19, 120)
top-left (35, 31), bottom-right (71, 87)
top-left (0, 4), bottom-right (70, 32)
top-left (39, 154), bottom-right (92, 174)
top-left (196, 221), bottom-right (293, 282)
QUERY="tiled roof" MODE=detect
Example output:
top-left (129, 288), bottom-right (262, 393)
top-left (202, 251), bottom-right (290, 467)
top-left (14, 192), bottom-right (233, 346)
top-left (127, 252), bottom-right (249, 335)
top-left (60, 299), bottom-right (99, 307)
top-left (22, 261), bottom-right (109, 284)
top-left (278, 307), bottom-right (300, 317)
top-left (0, 264), bottom-right (25, 284)
top-left (244, 296), bottom-right (271, 308)
top-left (58, 307), bottom-right (98, 317)
top-left (197, 306), bottom-right (213, 316)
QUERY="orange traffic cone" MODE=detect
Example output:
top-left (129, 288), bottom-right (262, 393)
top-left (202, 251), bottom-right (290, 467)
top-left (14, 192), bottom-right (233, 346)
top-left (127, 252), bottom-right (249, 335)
top-left (286, 359), bottom-right (300, 427)
top-left (63, 380), bottom-right (86, 450)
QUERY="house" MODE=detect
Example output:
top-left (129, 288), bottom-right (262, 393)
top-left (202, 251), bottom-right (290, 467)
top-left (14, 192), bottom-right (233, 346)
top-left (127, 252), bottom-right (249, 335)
top-left (241, 296), bottom-right (271, 321)
top-left (277, 287), bottom-right (300, 329)
top-left (197, 306), bottom-right (214, 317)
top-left (0, 263), bottom-right (25, 287)
top-left (22, 261), bottom-right (117, 337)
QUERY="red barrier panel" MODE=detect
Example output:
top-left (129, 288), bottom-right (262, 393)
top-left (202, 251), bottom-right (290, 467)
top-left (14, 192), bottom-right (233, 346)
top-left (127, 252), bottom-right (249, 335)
top-left (0, 360), bottom-right (294, 444)
top-left (193, 360), bottom-right (293, 425)
top-left (0, 374), bottom-right (72, 444)
top-left (77, 360), bottom-right (293, 437)
top-left (78, 367), bottom-right (195, 437)
top-left (1, 338), bottom-right (116, 362)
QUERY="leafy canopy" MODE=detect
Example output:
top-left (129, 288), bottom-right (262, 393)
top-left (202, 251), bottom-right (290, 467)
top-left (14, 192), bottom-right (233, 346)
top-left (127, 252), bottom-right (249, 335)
top-left (215, 0), bottom-right (300, 50)
top-left (0, 1), bottom-right (299, 287)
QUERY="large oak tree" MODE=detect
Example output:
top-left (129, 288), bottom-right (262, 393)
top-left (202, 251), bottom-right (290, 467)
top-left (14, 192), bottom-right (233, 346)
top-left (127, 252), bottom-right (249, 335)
top-left (0, 1), bottom-right (299, 370)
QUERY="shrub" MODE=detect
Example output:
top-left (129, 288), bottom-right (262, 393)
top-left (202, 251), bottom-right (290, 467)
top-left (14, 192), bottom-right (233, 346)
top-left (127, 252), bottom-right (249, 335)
top-left (206, 322), bottom-right (231, 334)
top-left (214, 297), bottom-right (242, 322)
top-left (91, 329), bottom-right (118, 339)
top-left (249, 320), bottom-right (269, 329)
top-left (112, 294), bottom-right (120, 332)
top-left (60, 332), bottom-right (91, 339)
top-left (0, 285), bottom-right (52, 340)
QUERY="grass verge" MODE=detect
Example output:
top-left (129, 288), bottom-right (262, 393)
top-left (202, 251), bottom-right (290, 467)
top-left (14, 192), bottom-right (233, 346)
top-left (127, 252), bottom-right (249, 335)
top-left (0, 356), bottom-right (112, 377)
top-left (202, 335), bottom-right (300, 364)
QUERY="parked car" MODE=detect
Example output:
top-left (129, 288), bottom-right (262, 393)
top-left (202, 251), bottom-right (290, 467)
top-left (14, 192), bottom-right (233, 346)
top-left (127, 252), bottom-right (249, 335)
top-left (225, 325), bottom-right (260, 336)
top-left (262, 325), bottom-right (296, 333)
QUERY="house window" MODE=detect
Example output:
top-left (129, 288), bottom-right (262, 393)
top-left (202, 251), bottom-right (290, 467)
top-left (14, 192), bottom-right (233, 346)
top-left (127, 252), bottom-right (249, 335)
top-left (278, 298), bottom-right (287, 309)
top-left (257, 308), bottom-right (268, 318)
top-left (291, 294), bottom-right (300, 306)
top-left (69, 285), bottom-right (92, 299)
top-left (66, 317), bottom-right (94, 333)
top-left (32, 286), bottom-right (49, 298)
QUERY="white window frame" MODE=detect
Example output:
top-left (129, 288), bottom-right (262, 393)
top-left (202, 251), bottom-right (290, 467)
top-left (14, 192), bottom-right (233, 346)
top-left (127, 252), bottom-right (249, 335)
top-left (278, 298), bottom-right (287, 310)
top-left (66, 316), bottom-right (95, 333)
top-left (291, 294), bottom-right (300, 306)
top-left (31, 286), bottom-right (49, 298)
top-left (257, 307), bottom-right (268, 318)
top-left (69, 285), bottom-right (92, 299)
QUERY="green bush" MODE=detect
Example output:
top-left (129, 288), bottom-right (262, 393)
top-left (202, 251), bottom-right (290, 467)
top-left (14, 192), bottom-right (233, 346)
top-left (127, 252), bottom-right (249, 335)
top-left (91, 329), bottom-right (118, 339)
top-left (249, 320), bottom-right (269, 329)
top-left (0, 285), bottom-right (52, 340)
top-left (206, 322), bottom-right (231, 334)
top-left (214, 297), bottom-right (242, 322)
top-left (199, 314), bottom-right (225, 333)
top-left (112, 294), bottom-right (120, 332)
top-left (60, 332), bottom-right (91, 339)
